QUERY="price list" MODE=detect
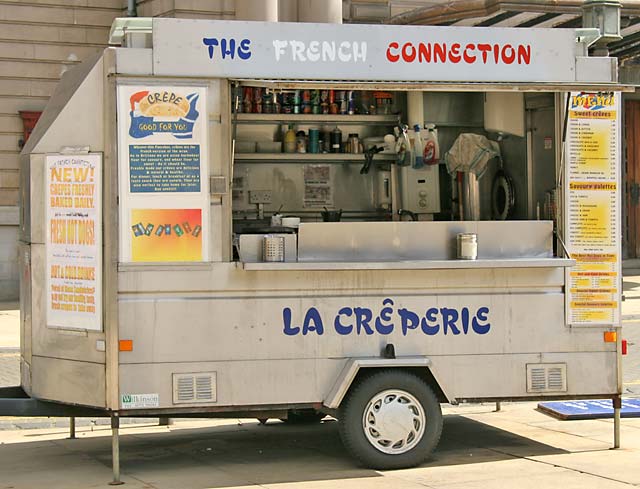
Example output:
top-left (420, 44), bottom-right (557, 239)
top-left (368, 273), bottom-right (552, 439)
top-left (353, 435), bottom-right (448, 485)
top-left (565, 92), bottom-right (620, 325)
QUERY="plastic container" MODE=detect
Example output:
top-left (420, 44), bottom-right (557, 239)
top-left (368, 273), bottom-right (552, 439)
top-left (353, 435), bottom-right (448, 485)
top-left (308, 128), bottom-right (320, 154)
top-left (457, 233), bottom-right (478, 260)
top-left (423, 124), bottom-right (440, 165)
top-left (412, 124), bottom-right (425, 169)
top-left (296, 130), bottom-right (307, 153)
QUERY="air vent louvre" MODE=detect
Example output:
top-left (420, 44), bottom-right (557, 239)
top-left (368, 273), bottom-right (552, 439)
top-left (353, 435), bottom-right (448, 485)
top-left (172, 372), bottom-right (217, 404)
top-left (195, 375), bottom-right (213, 400)
top-left (526, 363), bottom-right (567, 393)
top-left (177, 376), bottom-right (194, 401)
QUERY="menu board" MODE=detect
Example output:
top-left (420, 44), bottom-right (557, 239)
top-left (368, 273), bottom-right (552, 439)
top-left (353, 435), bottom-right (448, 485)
top-left (565, 92), bottom-right (620, 325)
top-left (46, 154), bottom-right (102, 331)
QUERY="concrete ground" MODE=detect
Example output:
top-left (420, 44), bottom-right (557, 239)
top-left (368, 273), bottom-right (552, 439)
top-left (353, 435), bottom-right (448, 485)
top-left (0, 284), bottom-right (639, 488)
top-left (0, 403), bottom-right (639, 489)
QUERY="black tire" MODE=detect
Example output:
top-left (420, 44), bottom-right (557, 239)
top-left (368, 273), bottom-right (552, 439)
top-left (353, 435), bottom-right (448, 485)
top-left (281, 409), bottom-right (326, 424)
top-left (338, 370), bottom-right (443, 469)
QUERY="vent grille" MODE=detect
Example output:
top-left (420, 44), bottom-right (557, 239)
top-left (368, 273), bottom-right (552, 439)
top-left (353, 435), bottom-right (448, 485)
top-left (526, 363), bottom-right (567, 393)
top-left (172, 372), bottom-right (216, 404)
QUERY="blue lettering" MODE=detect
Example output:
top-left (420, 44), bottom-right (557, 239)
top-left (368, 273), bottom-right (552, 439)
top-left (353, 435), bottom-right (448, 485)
top-left (354, 307), bottom-right (374, 335)
top-left (302, 307), bottom-right (324, 335)
top-left (461, 307), bottom-right (469, 334)
top-left (282, 307), bottom-right (299, 336)
top-left (239, 39), bottom-right (252, 59)
top-left (441, 308), bottom-right (460, 335)
top-left (421, 307), bottom-right (440, 335)
top-left (334, 307), bottom-right (353, 335)
top-left (374, 298), bottom-right (394, 334)
top-left (472, 306), bottom-right (491, 334)
top-left (399, 308), bottom-right (420, 335)
top-left (203, 37), bottom-right (252, 61)
top-left (221, 38), bottom-right (235, 59)
top-left (203, 38), bottom-right (219, 59)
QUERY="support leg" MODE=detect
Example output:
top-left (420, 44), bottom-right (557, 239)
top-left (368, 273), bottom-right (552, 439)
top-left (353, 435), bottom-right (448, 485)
top-left (495, 402), bottom-right (501, 412)
top-left (109, 415), bottom-right (124, 485)
top-left (69, 417), bottom-right (76, 439)
top-left (158, 417), bottom-right (172, 426)
top-left (613, 396), bottom-right (621, 449)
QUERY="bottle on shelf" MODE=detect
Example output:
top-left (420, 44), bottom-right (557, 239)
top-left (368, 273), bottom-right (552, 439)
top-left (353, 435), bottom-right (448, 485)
top-left (412, 124), bottom-right (425, 169)
top-left (284, 123), bottom-right (296, 153)
top-left (331, 126), bottom-right (342, 153)
top-left (424, 123), bottom-right (440, 165)
top-left (296, 130), bottom-right (307, 153)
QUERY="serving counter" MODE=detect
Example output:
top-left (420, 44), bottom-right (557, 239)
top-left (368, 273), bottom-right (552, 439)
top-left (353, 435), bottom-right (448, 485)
top-left (238, 220), bottom-right (568, 270)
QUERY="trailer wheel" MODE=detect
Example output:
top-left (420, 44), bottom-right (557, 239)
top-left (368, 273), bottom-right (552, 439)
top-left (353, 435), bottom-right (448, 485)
top-left (338, 370), bottom-right (442, 469)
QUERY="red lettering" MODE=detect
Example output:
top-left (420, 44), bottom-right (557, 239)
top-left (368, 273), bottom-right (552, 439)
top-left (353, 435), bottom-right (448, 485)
top-left (493, 44), bottom-right (500, 63)
top-left (501, 44), bottom-right (515, 64)
top-left (517, 44), bottom-right (531, 64)
top-left (402, 42), bottom-right (416, 62)
top-left (386, 42), bottom-right (399, 62)
top-left (434, 43), bottom-right (446, 63)
top-left (477, 43), bottom-right (491, 63)
top-left (418, 42), bottom-right (431, 62)
top-left (448, 43), bottom-right (461, 63)
top-left (463, 44), bottom-right (476, 63)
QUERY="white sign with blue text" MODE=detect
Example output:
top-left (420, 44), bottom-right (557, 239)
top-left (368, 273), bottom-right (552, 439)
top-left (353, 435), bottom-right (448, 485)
top-left (152, 19), bottom-right (578, 82)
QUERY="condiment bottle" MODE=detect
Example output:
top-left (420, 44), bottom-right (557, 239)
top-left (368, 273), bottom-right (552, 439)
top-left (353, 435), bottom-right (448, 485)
top-left (331, 126), bottom-right (342, 153)
top-left (284, 123), bottom-right (296, 153)
top-left (296, 130), bottom-right (307, 153)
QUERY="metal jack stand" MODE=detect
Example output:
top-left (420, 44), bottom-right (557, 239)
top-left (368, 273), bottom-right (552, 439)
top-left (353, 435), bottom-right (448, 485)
top-left (109, 414), bottom-right (124, 485)
top-left (612, 395), bottom-right (621, 449)
top-left (68, 417), bottom-right (76, 439)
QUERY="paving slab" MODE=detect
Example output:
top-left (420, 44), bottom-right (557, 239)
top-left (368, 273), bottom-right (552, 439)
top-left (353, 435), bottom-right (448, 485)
top-left (0, 304), bottom-right (19, 351)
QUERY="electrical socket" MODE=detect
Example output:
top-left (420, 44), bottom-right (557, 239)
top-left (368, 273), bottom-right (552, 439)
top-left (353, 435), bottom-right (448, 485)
top-left (249, 190), bottom-right (272, 204)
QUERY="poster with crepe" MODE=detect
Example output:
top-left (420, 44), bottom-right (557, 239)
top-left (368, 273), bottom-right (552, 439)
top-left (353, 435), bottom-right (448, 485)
top-left (117, 85), bottom-right (209, 262)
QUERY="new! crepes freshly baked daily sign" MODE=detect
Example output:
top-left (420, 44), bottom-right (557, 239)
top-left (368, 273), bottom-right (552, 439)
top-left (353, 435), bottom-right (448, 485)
top-left (152, 18), bottom-right (578, 82)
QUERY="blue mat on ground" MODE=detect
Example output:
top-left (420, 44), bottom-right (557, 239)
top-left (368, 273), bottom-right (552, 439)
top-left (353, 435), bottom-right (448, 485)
top-left (538, 399), bottom-right (640, 420)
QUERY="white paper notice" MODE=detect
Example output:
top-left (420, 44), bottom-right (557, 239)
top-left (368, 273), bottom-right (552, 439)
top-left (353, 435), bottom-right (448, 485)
top-left (46, 154), bottom-right (101, 331)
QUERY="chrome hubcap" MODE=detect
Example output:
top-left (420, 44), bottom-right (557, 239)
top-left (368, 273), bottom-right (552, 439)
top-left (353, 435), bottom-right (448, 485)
top-left (362, 389), bottom-right (426, 455)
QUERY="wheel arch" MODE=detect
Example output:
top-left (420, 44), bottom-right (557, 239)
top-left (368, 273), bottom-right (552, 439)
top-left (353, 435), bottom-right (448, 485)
top-left (323, 357), bottom-right (453, 410)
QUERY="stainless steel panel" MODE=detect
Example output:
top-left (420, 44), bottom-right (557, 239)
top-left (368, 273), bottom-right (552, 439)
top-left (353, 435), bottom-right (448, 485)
top-left (31, 356), bottom-right (105, 408)
top-left (297, 221), bottom-right (553, 262)
top-left (233, 162), bottom-right (378, 215)
top-left (29, 155), bottom-right (45, 245)
top-left (242, 258), bottom-right (573, 271)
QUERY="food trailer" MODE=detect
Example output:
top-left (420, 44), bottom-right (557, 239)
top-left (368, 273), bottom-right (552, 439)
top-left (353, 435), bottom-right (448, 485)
top-left (12, 17), bottom-right (626, 475)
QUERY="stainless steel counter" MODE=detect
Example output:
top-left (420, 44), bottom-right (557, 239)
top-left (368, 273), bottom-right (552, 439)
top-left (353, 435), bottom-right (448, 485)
top-left (240, 258), bottom-right (575, 271)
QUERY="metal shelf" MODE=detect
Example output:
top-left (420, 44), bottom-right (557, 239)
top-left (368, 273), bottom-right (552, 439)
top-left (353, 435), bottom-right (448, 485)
top-left (235, 113), bottom-right (399, 125)
top-left (234, 153), bottom-right (396, 162)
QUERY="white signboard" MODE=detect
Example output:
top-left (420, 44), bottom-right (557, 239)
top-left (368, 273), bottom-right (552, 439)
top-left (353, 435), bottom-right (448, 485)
top-left (117, 85), bottom-right (209, 263)
top-left (153, 19), bottom-right (578, 82)
top-left (564, 92), bottom-right (621, 326)
top-left (46, 154), bottom-right (101, 331)
top-left (121, 393), bottom-right (159, 409)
